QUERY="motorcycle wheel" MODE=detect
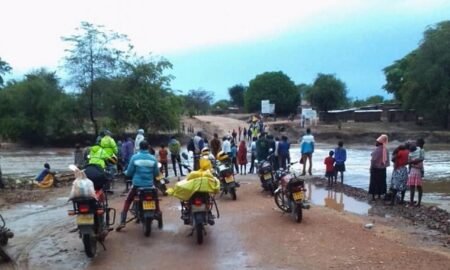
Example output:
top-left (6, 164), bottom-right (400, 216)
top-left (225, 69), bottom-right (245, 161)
top-left (230, 187), bottom-right (237, 200)
top-left (196, 224), bottom-right (204, 245)
top-left (274, 191), bottom-right (290, 213)
top-left (143, 217), bottom-right (152, 237)
top-left (158, 213), bottom-right (163, 229)
top-left (294, 204), bottom-right (303, 223)
top-left (82, 234), bottom-right (97, 258)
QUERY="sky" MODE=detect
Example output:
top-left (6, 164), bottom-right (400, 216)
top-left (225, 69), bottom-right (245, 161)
top-left (1, 0), bottom-right (450, 101)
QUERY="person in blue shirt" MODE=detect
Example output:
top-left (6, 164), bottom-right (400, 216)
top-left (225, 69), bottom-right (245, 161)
top-left (334, 141), bottom-right (347, 184)
top-left (278, 136), bottom-right (290, 170)
top-left (117, 140), bottom-right (160, 230)
top-left (300, 128), bottom-right (315, 175)
top-left (35, 163), bottom-right (51, 182)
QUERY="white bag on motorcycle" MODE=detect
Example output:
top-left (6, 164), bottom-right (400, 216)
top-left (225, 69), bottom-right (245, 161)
top-left (69, 165), bottom-right (96, 199)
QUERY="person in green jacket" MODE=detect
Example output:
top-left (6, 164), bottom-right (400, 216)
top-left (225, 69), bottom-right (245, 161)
top-left (256, 133), bottom-right (270, 162)
top-left (100, 130), bottom-right (118, 159)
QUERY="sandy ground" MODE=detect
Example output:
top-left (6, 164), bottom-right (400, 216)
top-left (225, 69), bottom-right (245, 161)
top-left (1, 115), bottom-right (450, 269)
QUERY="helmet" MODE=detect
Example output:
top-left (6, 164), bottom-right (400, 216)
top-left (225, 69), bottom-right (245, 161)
top-left (199, 156), bottom-right (212, 171)
top-left (216, 151), bottom-right (229, 162)
top-left (201, 147), bottom-right (210, 157)
top-left (137, 129), bottom-right (144, 134)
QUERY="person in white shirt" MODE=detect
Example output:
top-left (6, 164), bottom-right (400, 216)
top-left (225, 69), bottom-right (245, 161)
top-left (248, 137), bottom-right (257, 173)
top-left (222, 137), bottom-right (231, 156)
top-left (134, 129), bottom-right (145, 153)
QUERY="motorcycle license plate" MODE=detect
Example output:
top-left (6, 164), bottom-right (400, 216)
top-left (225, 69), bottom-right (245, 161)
top-left (143, 201), bottom-right (156, 210)
top-left (192, 204), bottom-right (206, 212)
top-left (76, 214), bottom-right (94, 225)
top-left (293, 191), bottom-right (304, 201)
top-left (264, 173), bottom-right (272, 180)
top-left (225, 176), bottom-right (234, 183)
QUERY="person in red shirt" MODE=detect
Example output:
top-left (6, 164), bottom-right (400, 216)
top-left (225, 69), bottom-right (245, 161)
top-left (390, 143), bottom-right (410, 205)
top-left (324, 150), bottom-right (335, 186)
top-left (158, 144), bottom-right (169, 177)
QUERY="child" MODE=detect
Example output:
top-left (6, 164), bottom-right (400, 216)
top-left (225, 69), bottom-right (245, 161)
top-left (324, 151), bottom-right (335, 186)
top-left (334, 141), bottom-right (347, 184)
top-left (158, 144), bottom-right (169, 177)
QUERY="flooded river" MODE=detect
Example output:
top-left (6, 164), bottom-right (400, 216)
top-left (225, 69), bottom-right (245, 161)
top-left (1, 143), bottom-right (450, 210)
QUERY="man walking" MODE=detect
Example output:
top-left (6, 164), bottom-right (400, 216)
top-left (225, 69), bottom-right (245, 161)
top-left (300, 128), bottom-right (315, 175)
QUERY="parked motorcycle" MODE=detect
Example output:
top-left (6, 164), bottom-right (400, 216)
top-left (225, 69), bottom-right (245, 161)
top-left (68, 189), bottom-right (116, 258)
top-left (0, 214), bottom-right (14, 262)
top-left (215, 160), bottom-right (238, 200)
top-left (273, 163), bottom-right (310, 223)
top-left (117, 187), bottom-right (162, 237)
top-left (256, 153), bottom-right (277, 195)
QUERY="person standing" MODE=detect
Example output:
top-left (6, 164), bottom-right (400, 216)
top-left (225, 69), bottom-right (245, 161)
top-left (168, 136), bottom-right (184, 177)
top-left (193, 132), bottom-right (205, 170)
top-left (230, 141), bottom-right (239, 173)
top-left (222, 136), bottom-right (231, 157)
top-left (210, 133), bottom-right (222, 159)
top-left (324, 151), bottom-right (335, 186)
top-left (238, 126), bottom-right (242, 142)
top-left (256, 133), bottom-right (270, 162)
top-left (134, 129), bottom-right (145, 153)
top-left (299, 128), bottom-right (315, 175)
top-left (74, 143), bottom-right (84, 169)
top-left (248, 137), bottom-right (257, 174)
top-left (243, 127), bottom-right (247, 142)
top-left (274, 137), bottom-right (280, 171)
top-left (231, 129), bottom-right (237, 143)
top-left (334, 141), bottom-right (347, 184)
top-left (237, 140), bottom-right (247, 175)
top-left (121, 137), bottom-right (134, 170)
top-left (407, 138), bottom-right (425, 207)
top-left (278, 136), bottom-right (290, 170)
top-left (369, 134), bottom-right (390, 201)
top-left (158, 144), bottom-right (169, 177)
top-left (390, 143), bottom-right (409, 205)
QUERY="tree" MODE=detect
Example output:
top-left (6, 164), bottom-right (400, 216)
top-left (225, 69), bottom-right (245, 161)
top-left (297, 83), bottom-right (313, 104)
top-left (0, 57), bottom-right (12, 87)
top-left (245, 71), bottom-right (299, 114)
top-left (228, 84), bottom-right (246, 107)
top-left (309, 73), bottom-right (348, 111)
top-left (0, 69), bottom-right (76, 143)
top-left (184, 89), bottom-right (214, 115)
top-left (383, 21), bottom-right (450, 128)
top-left (62, 21), bottom-right (132, 136)
top-left (351, 95), bottom-right (385, 107)
top-left (110, 57), bottom-right (181, 131)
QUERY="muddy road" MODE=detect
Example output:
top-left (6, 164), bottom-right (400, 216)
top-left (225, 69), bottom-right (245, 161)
top-left (2, 175), bottom-right (450, 270)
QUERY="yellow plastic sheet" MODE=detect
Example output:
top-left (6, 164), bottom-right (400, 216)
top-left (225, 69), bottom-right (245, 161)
top-left (36, 174), bottom-right (54, 188)
top-left (167, 170), bottom-right (220, 201)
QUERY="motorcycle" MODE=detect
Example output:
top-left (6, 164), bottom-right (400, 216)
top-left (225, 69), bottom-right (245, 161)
top-left (273, 163), bottom-right (310, 223)
top-left (68, 188), bottom-right (116, 258)
top-left (0, 214), bottom-right (14, 262)
top-left (180, 192), bottom-right (219, 244)
top-left (256, 153), bottom-right (277, 195)
top-left (179, 153), bottom-right (220, 245)
top-left (215, 160), bottom-right (238, 200)
top-left (117, 187), bottom-right (163, 237)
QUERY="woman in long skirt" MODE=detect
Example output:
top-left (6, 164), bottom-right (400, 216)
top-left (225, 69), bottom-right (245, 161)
top-left (369, 134), bottom-right (390, 201)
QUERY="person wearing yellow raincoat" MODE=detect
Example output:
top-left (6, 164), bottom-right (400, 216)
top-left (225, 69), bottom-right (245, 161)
top-left (167, 154), bottom-right (220, 225)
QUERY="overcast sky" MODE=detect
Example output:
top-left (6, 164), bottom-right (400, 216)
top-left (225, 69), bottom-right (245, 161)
top-left (1, 0), bottom-right (450, 101)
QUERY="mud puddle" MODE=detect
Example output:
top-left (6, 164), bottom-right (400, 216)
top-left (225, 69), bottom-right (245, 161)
top-left (304, 180), bottom-right (371, 215)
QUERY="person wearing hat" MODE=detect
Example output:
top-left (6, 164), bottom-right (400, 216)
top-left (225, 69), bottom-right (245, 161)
top-left (369, 134), bottom-right (390, 201)
top-left (135, 129), bottom-right (145, 153)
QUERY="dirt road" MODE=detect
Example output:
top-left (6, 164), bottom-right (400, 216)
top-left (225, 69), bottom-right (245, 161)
top-left (2, 176), bottom-right (450, 270)
top-left (2, 115), bottom-right (450, 269)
